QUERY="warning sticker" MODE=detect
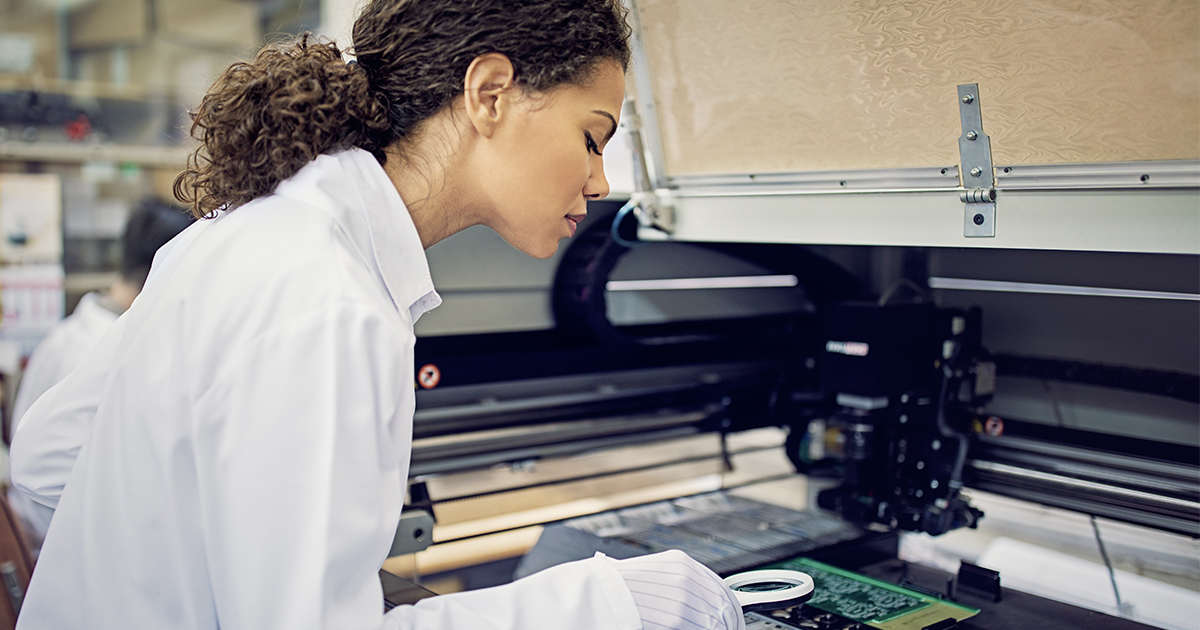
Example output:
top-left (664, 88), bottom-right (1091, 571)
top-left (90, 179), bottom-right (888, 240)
top-left (417, 364), bottom-right (441, 389)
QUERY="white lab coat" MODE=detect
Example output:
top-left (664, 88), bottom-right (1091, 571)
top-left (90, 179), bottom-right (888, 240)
top-left (9, 149), bottom-right (641, 630)
top-left (11, 292), bottom-right (120, 437)
top-left (7, 292), bottom-right (120, 550)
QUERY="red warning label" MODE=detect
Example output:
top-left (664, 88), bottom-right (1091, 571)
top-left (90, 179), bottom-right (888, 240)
top-left (417, 364), bottom-right (441, 389)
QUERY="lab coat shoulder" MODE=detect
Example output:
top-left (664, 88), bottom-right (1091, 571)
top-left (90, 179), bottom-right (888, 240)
top-left (158, 195), bottom-right (412, 396)
top-left (183, 196), bottom-right (399, 321)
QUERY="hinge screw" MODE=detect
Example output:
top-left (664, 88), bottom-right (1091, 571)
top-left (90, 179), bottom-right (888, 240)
top-left (970, 167), bottom-right (983, 177)
top-left (962, 94), bottom-right (974, 104)
top-left (966, 131), bottom-right (978, 141)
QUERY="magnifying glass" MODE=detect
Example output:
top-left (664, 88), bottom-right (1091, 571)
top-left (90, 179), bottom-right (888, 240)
top-left (724, 569), bottom-right (815, 613)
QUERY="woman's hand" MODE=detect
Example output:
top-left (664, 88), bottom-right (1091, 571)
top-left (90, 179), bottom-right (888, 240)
top-left (608, 549), bottom-right (747, 630)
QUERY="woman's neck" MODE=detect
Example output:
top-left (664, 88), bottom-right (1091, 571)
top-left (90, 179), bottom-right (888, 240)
top-left (381, 114), bottom-right (483, 249)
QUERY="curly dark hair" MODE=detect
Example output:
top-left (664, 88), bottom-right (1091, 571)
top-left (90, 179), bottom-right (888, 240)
top-left (174, 0), bottom-right (632, 219)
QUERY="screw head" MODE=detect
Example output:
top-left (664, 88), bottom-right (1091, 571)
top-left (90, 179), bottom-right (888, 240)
top-left (970, 167), bottom-right (983, 177)
top-left (966, 131), bottom-right (978, 141)
top-left (962, 94), bottom-right (974, 104)
top-left (973, 213), bottom-right (985, 225)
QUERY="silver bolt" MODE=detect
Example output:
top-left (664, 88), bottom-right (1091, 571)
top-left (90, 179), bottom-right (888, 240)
top-left (970, 167), bottom-right (983, 177)
top-left (962, 94), bottom-right (974, 104)
top-left (966, 131), bottom-right (978, 141)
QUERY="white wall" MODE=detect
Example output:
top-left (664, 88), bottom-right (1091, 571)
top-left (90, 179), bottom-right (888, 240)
top-left (318, 0), bottom-right (362, 50)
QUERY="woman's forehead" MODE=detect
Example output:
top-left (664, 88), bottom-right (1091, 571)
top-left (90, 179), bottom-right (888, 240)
top-left (555, 61), bottom-right (626, 113)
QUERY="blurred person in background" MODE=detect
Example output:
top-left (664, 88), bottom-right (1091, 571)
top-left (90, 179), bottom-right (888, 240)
top-left (6, 201), bottom-right (193, 555)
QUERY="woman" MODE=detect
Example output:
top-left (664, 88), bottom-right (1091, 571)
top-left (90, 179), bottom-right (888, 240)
top-left (9, 1), bottom-right (744, 629)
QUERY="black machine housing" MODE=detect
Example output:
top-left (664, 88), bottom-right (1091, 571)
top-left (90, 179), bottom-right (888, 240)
top-left (793, 302), bottom-right (994, 535)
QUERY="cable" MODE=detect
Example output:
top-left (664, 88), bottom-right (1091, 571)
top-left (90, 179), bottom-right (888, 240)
top-left (1090, 515), bottom-right (1124, 612)
top-left (610, 199), bottom-right (645, 248)
top-left (1043, 379), bottom-right (1066, 427)
top-left (936, 345), bottom-right (970, 497)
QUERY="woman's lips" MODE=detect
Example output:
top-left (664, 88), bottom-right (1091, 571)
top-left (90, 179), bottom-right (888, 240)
top-left (566, 214), bottom-right (586, 236)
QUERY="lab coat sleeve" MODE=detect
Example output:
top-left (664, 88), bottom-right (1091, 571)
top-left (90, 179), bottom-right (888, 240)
top-left (193, 302), bottom-right (640, 630)
top-left (9, 315), bottom-right (127, 510)
top-left (384, 554), bottom-right (641, 630)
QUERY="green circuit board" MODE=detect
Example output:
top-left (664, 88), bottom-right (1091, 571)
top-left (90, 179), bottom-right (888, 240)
top-left (765, 558), bottom-right (979, 630)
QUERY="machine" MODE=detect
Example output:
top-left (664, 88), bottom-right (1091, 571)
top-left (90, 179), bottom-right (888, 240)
top-left (386, 206), bottom-right (1199, 629)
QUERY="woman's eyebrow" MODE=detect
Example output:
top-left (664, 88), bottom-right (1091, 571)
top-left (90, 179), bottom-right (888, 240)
top-left (593, 110), bottom-right (618, 143)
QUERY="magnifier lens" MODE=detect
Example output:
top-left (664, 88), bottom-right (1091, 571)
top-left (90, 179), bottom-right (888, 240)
top-left (733, 581), bottom-right (797, 593)
top-left (724, 569), bottom-right (815, 613)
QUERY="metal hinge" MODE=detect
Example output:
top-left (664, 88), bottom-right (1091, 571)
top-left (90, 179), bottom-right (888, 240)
top-left (958, 84), bottom-right (996, 237)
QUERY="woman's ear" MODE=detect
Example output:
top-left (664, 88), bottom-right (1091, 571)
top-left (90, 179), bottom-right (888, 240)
top-left (463, 53), bottom-right (517, 139)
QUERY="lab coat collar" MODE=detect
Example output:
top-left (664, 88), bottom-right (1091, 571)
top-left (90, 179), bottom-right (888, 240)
top-left (274, 149), bottom-right (441, 322)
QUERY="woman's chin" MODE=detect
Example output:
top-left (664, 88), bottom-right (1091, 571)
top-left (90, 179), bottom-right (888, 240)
top-left (494, 231), bottom-right (560, 260)
top-left (524, 241), bottom-right (560, 260)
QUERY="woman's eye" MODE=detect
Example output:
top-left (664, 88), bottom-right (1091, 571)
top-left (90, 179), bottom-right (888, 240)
top-left (585, 132), bottom-right (603, 157)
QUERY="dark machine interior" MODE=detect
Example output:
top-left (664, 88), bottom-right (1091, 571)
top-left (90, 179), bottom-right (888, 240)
top-left (394, 201), bottom-right (1199, 630)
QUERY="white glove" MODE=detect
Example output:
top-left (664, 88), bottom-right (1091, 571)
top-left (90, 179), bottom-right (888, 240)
top-left (604, 549), bottom-right (746, 630)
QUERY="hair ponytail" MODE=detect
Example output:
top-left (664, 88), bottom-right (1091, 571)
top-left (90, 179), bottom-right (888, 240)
top-left (174, 34), bottom-right (390, 219)
top-left (176, 1), bottom-right (632, 220)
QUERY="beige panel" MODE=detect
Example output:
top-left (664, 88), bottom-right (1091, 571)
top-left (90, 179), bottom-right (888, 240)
top-left (636, 0), bottom-right (1200, 175)
top-left (70, 0), bottom-right (148, 49)
top-left (2, 0), bottom-right (61, 79)
top-left (124, 37), bottom-right (231, 102)
top-left (157, 0), bottom-right (261, 52)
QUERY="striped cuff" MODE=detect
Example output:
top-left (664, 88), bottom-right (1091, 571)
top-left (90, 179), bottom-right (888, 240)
top-left (603, 550), bottom-right (745, 630)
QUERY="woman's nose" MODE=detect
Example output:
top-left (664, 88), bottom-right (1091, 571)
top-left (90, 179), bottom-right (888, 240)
top-left (584, 158), bottom-right (610, 200)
